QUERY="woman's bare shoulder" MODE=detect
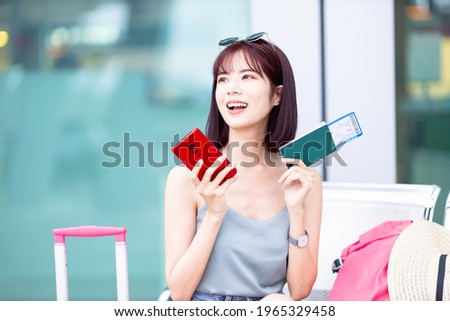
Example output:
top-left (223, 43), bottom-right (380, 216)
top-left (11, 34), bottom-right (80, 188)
top-left (167, 164), bottom-right (192, 182)
top-left (165, 165), bottom-right (197, 200)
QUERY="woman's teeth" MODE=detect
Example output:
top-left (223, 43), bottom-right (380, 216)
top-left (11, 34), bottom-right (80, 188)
top-left (227, 103), bottom-right (248, 110)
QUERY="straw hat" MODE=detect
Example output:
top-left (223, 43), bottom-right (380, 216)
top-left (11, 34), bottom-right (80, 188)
top-left (387, 221), bottom-right (450, 300)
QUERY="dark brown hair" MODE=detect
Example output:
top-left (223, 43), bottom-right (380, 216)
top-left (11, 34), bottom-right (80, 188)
top-left (206, 38), bottom-right (298, 151)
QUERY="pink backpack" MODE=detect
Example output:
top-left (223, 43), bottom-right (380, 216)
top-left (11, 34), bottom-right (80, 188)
top-left (327, 220), bottom-right (413, 301)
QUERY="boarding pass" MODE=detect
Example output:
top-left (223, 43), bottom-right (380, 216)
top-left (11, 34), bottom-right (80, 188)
top-left (328, 112), bottom-right (363, 148)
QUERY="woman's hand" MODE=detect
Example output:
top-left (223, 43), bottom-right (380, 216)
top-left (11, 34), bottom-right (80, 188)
top-left (277, 158), bottom-right (315, 210)
top-left (191, 156), bottom-right (238, 218)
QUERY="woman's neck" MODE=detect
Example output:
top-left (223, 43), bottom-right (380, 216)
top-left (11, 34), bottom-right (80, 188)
top-left (224, 128), bottom-right (280, 168)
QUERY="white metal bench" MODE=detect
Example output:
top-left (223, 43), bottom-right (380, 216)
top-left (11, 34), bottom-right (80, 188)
top-left (303, 182), bottom-right (441, 300)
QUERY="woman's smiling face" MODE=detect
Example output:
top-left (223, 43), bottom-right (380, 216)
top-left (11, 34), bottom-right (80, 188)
top-left (215, 51), bottom-right (282, 132)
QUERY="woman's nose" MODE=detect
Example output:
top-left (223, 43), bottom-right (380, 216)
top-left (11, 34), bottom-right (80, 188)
top-left (227, 79), bottom-right (242, 95)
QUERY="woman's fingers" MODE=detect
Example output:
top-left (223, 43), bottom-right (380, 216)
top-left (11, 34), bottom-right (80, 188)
top-left (281, 171), bottom-right (314, 189)
top-left (278, 161), bottom-right (314, 189)
top-left (214, 162), bottom-right (238, 187)
top-left (277, 162), bottom-right (310, 184)
top-left (280, 158), bottom-right (307, 168)
top-left (190, 159), bottom-right (203, 185)
top-left (202, 155), bottom-right (226, 182)
top-left (192, 156), bottom-right (237, 189)
top-left (216, 171), bottom-right (238, 191)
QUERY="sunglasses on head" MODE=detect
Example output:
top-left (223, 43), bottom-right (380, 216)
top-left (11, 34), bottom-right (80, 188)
top-left (218, 31), bottom-right (274, 50)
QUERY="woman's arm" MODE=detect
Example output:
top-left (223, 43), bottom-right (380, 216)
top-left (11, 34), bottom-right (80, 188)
top-left (278, 161), bottom-right (322, 300)
top-left (164, 160), bottom-right (237, 301)
top-left (285, 170), bottom-right (322, 300)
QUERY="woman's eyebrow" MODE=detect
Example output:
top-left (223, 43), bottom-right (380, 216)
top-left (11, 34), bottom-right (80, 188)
top-left (218, 68), bottom-right (260, 76)
top-left (240, 68), bottom-right (262, 76)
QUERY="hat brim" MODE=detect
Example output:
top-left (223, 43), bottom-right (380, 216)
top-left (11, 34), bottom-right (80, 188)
top-left (387, 221), bottom-right (450, 300)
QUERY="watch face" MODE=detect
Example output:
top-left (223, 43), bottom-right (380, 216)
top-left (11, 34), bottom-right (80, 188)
top-left (297, 235), bottom-right (309, 248)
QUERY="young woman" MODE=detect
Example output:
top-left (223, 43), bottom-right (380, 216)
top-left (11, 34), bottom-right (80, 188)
top-left (164, 32), bottom-right (322, 301)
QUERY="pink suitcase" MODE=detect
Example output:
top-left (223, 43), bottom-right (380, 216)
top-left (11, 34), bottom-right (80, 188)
top-left (52, 225), bottom-right (129, 301)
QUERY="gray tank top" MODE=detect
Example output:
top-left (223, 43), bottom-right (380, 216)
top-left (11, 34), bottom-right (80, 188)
top-left (196, 204), bottom-right (290, 297)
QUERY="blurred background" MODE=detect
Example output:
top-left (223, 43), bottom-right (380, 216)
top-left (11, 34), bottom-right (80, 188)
top-left (0, 0), bottom-right (449, 300)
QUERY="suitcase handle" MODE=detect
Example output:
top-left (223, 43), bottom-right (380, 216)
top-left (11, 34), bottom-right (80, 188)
top-left (52, 225), bottom-right (129, 301)
top-left (53, 225), bottom-right (127, 244)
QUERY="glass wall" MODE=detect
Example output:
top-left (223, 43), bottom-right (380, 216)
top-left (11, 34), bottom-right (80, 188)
top-left (395, 0), bottom-right (450, 225)
top-left (0, 0), bottom-right (249, 300)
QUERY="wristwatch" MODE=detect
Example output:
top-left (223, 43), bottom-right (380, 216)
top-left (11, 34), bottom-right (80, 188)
top-left (288, 230), bottom-right (309, 248)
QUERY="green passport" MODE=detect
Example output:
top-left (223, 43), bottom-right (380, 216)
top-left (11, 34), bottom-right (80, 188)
top-left (279, 122), bottom-right (337, 167)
